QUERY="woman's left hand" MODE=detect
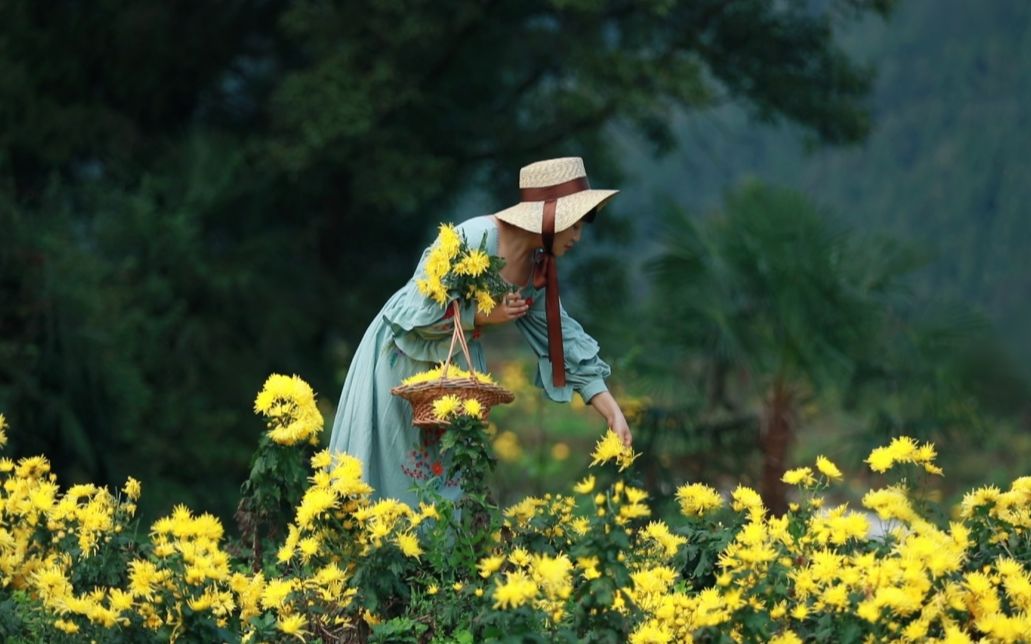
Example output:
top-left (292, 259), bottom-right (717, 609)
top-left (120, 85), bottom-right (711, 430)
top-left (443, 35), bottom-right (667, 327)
top-left (588, 391), bottom-right (633, 447)
top-left (609, 412), bottom-right (632, 447)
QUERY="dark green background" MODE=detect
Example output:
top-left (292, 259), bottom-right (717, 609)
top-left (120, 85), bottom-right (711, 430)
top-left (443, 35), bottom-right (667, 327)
top-left (1, 0), bottom-right (1026, 522)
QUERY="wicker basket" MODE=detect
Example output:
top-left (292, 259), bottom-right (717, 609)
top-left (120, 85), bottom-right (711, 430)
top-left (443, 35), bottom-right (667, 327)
top-left (391, 302), bottom-right (515, 429)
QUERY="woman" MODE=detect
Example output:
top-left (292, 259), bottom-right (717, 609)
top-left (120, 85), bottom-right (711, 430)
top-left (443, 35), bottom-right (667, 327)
top-left (329, 157), bottom-right (633, 508)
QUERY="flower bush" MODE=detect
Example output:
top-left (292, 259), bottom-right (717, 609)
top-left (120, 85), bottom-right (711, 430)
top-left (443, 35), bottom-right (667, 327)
top-left (236, 374), bottom-right (326, 569)
top-left (1, 380), bottom-right (1030, 642)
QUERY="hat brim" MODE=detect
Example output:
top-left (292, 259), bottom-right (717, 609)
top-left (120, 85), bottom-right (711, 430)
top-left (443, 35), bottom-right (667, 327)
top-left (493, 189), bottom-right (619, 234)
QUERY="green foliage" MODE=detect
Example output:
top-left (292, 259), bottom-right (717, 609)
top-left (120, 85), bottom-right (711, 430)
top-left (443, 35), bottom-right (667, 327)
top-left (236, 436), bottom-right (313, 567)
top-left (624, 181), bottom-right (1031, 513)
top-left (638, 183), bottom-right (914, 510)
top-left (0, 0), bottom-right (891, 523)
top-left (620, 0), bottom-right (1031, 373)
top-left (0, 591), bottom-right (42, 643)
top-left (440, 414), bottom-right (496, 503)
top-left (648, 182), bottom-right (903, 389)
top-left (370, 616), bottom-right (429, 643)
top-left (419, 412), bottom-right (503, 582)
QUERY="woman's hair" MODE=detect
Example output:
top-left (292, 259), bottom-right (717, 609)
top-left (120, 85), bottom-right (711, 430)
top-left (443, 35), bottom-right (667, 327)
top-left (582, 207), bottom-right (598, 224)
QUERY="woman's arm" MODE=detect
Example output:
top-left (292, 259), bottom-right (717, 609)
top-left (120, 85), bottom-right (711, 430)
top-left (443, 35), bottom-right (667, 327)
top-left (587, 390), bottom-right (632, 447)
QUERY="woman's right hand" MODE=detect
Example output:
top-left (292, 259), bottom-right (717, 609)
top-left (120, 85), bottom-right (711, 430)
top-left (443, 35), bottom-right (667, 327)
top-left (475, 292), bottom-right (529, 326)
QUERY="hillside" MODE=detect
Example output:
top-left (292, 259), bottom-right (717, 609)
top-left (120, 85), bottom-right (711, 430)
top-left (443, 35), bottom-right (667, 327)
top-left (615, 0), bottom-right (1031, 365)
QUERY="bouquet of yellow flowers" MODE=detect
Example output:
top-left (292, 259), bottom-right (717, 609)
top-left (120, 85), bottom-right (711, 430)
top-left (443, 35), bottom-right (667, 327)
top-left (393, 223), bottom-right (515, 428)
top-left (415, 223), bottom-right (509, 314)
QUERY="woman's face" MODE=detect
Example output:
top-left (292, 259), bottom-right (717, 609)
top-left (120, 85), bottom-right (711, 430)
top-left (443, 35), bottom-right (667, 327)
top-left (551, 218), bottom-right (585, 257)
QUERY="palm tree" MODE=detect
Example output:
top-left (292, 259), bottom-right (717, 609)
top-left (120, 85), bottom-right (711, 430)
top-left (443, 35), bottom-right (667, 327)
top-left (647, 182), bottom-right (918, 513)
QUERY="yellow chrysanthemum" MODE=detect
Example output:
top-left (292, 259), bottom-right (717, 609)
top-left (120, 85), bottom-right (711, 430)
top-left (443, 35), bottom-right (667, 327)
top-left (310, 450), bottom-right (333, 470)
top-left (959, 485), bottom-right (1002, 518)
top-left (16, 454), bottom-right (50, 478)
top-left (781, 467), bottom-right (816, 487)
top-left (619, 503), bottom-right (650, 523)
top-left (128, 560), bottom-right (164, 600)
top-left (402, 364), bottom-right (495, 386)
top-left (866, 446), bottom-right (895, 473)
top-left (589, 429), bottom-right (638, 471)
top-left (630, 565), bottom-right (678, 596)
top-left (296, 487), bottom-right (336, 528)
top-left (808, 505), bottom-right (871, 545)
top-left (629, 620), bottom-right (672, 644)
top-left (529, 554), bottom-right (573, 600)
top-left (32, 563), bottom-right (73, 604)
top-left (639, 521), bottom-right (687, 557)
top-left (254, 374), bottom-right (324, 446)
top-left (508, 546), bottom-right (533, 567)
top-left (492, 570), bottom-right (538, 609)
top-left (862, 485), bottom-right (917, 523)
top-left (396, 532), bottom-right (423, 559)
top-left (261, 579), bottom-right (296, 611)
top-left (454, 250), bottom-right (491, 276)
top-left (573, 475), bottom-right (596, 495)
top-left (676, 483), bottom-right (723, 517)
top-left (578, 556), bottom-right (602, 581)
top-left (570, 517), bottom-right (591, 536)
top-left (815, 455), bottom-right (843, 480)
top-left (277, 613), bottom-right (307, 638)
top-left (478, 555), bottom-right (505, 578)
top-left (462, 398), bottom-right (483, 418)
top-left (123, 477), bottom-right (142, 501)
top-left (432, 395), bottom-right (462, 420)
top-left (425, 245), bottom-right (451, 278)
top-left (769, 630), bottom-right (803, 644)
top-left (416, 276), bottom-right (449, 306)
top-left (731, 485), bottom-right (765, 517)
top-left (437, 223), bottom-right (462, 259)
top-left (108, 588), bottom-right (134, 612)
top-left (865, 436), bottom-right (941, 474)
top-left (298, 536), bottom-right (320, 562)
top-left (941, 625), bottom-right (974, 644)
top-left (277, 540), bottom-right (297, 564)
top-left (474, 289), bottom-right (496, 315)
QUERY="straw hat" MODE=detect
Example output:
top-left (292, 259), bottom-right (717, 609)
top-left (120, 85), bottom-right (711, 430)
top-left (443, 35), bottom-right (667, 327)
top-left (493, 157), bottom-right (618, 233)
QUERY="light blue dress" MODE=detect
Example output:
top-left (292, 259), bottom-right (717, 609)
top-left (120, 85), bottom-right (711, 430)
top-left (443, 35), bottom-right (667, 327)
top-left (328, 215), bottom-right (611, 508)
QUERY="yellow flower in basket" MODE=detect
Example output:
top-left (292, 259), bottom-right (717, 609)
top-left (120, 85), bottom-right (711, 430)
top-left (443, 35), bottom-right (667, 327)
top-left (402, 363), bottom-right (495, 387)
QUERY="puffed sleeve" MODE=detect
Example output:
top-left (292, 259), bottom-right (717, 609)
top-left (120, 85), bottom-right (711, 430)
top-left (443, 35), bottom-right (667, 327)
top-left (379, 220), bottom-right (486, 363)
top-left (515, 294), bottom-right (611, 403)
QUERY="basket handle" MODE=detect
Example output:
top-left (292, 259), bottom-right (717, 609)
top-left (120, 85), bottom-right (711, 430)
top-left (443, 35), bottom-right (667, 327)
top-left (440, 300), bottom-right (475, 380)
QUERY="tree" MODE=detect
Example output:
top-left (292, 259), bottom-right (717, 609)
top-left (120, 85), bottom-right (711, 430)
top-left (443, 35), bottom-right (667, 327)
top-left (647, 182), bottom-right (918, 513)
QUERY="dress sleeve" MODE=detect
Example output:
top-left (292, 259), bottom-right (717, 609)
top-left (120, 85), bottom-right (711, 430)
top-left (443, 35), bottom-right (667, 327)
top-left (515, 294), bottom-right (611, 403)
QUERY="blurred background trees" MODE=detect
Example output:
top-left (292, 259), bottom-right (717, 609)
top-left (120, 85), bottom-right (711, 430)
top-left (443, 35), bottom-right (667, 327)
top-left (627, 183), bottom-right (1027, 514)
top-left (2, 0), bottom-right (1028, 522)
top-left (645, 183), bottom-right (914, 514)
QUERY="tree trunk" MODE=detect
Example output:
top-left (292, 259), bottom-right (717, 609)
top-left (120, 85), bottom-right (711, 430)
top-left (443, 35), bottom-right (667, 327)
top-left (759, 379), bottom-right (795, 515)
